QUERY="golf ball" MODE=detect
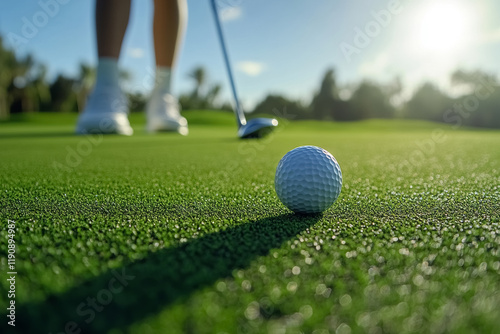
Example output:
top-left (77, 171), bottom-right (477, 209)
top-left (275, 146), bottom-right (342, 213)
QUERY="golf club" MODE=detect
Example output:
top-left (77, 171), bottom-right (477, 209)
top-left (209, 0), bottom-right (278, 139)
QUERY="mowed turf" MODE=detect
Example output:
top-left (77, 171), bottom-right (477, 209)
top-left (0, 112), bottom-right (499, 334)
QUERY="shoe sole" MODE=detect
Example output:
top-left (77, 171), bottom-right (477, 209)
top-left (146, 121), bottom-right (188, 136)
top-left (76, 113), bottom-right (133, 136)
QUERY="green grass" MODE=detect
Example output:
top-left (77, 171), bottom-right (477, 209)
top-left (0, 112), bottom-right (499, 334)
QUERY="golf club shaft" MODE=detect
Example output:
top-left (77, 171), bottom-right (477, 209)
top-left (209, 0), bottom-right (246, 128)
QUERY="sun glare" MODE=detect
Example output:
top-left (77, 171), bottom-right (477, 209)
top-left (414, 1), bottom-right (475, 55)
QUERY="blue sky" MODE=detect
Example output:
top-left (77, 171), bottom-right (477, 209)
top-left (1, 0), bottom-right (499, 109)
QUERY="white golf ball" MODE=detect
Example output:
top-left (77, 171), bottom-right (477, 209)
top-left (275, 146), bottom-right (342, 213)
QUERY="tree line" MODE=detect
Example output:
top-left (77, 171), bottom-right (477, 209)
top-left (0, 36), bottom-right (228, 119)
top-left (1, 35), bottom-right (499, 128)
top-left (253, 69), bottom-right (500, 129)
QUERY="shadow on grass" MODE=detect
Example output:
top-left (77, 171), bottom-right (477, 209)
top-left (12, 213), bottom-right (320, 333)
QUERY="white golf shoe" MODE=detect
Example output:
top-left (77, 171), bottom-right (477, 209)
top-left (75, 87), bottom-right (133, 136)
top-left (146, 93), bottom-right (188, 135)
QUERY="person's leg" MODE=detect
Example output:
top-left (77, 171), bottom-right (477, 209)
top-left (76, 0), bottom-right (133, 135)
top-left (153, 0), bottom-right (187, 69)
top-left (93, 0), bottom-right (131, 90)
top-left (147, 0), bottom-right (188, 134)
top-left (96, 0), bottom-right (131, 59)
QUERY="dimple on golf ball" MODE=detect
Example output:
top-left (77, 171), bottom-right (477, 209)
top-left (275, 146), bottom-right (342, 214)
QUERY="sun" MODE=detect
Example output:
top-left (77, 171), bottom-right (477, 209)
top-left (413, 1), bottom-right (476, 55)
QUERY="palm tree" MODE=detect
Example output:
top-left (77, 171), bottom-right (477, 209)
top-left (75, 63), bottom-right (95, 112)
top-left (50, 74), bottom-right (77, 112)
top-left (0, 37), bottom-right (17, 119)
top-left (28, 64), bottom-right (51, 112)
top-left (206, 83), bottom-right (222, 108)
top-left (9, 53), bottom-right (36, 113)
top-left (188, 66), bottom-right (207, 99)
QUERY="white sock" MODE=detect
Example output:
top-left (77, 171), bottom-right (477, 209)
top-left (153, 66), bottom-right (172, 95)
top-left (94, 57), bottom-right (120, 89)
top-left (84, 57), bottom-right (127, 115)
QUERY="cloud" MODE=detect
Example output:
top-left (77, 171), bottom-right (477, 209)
top-left (128, 48), bottom-right (145, 59)
top-left (236, 61), bottom-right (266, 76)
top-left (220, 7), bottom-right (242, 22)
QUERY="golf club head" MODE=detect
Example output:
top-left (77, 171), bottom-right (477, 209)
top-left (238, 118), bottom-right (278, 139)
